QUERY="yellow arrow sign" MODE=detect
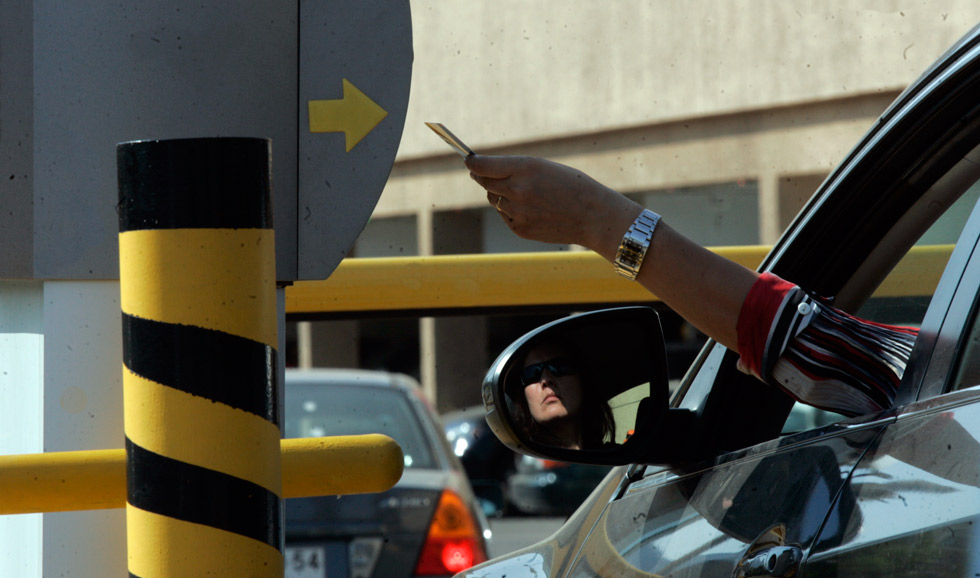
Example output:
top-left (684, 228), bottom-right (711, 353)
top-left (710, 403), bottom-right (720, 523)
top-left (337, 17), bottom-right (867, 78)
top-left (308, 79), bottom-right (388, 152)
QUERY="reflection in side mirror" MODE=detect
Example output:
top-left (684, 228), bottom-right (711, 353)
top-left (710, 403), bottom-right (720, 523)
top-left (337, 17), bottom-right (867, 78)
top-left (482, 307), bottom-right (698, 466)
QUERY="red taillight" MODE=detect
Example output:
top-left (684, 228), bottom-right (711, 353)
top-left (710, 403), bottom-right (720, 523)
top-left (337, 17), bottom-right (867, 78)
top-left (414, 489), bottom-right (488, 575)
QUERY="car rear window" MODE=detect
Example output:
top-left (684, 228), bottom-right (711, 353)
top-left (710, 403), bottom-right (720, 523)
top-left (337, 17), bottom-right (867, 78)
top-left (284, 383), bottom-right (438, 470)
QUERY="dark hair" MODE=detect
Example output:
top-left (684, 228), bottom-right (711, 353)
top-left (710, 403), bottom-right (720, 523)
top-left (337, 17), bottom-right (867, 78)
top-left (509, 339), bottom-right (616, 449)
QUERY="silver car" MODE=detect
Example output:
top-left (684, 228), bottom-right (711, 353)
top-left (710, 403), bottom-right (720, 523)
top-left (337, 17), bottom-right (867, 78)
top-left (283, 368), bottom-right (491, 578)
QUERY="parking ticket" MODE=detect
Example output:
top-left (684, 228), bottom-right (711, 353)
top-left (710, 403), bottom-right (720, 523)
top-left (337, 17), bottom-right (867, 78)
top-left (425, 122), bottom-right (474, 158)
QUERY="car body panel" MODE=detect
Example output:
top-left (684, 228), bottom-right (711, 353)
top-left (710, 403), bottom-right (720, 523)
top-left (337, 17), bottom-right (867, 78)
top-left (805, 386), bottom-right (980, 576)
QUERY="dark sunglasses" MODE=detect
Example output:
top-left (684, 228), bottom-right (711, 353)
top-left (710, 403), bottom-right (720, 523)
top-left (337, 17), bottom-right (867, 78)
top-left (520, 358), bottom-right (579, 386)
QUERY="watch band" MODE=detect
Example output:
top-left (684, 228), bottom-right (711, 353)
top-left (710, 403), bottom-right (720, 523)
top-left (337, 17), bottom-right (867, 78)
top-left (614, 209), bottom-right (661, 280)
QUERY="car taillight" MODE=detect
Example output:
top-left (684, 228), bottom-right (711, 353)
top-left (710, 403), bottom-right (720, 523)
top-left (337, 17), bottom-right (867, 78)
top-left (414, 489), bottom-right (488, 575)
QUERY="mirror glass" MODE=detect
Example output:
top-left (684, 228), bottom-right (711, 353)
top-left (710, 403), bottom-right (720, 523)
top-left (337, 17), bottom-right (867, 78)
top-left (484, 306), bottom-right (670, 463)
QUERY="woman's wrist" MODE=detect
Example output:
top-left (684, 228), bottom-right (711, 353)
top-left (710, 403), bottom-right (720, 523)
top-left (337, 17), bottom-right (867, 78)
top-left (580, 194), bottom-right (645, 262)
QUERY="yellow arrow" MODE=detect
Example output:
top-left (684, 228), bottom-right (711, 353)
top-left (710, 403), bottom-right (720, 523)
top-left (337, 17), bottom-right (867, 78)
top-left (308, 79), bottom-right (388, 152)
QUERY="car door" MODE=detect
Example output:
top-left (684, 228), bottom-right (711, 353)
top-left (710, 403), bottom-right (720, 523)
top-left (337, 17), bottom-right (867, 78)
top-left (802, 164), bottom-right (980, 577)
top-left (561, 421), bottom-right (887, 577)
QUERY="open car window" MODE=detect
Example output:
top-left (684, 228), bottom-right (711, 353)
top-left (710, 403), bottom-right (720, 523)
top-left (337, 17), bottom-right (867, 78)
top-left (781, 177), bottom-right (980, 434)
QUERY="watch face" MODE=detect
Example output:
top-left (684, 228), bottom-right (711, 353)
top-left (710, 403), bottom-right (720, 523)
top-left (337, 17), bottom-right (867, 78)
top-left (617, 239), bottom-right (645, 272)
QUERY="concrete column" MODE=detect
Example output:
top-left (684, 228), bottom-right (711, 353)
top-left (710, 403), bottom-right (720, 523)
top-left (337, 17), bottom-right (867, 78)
top-left (420, 317), bottom-right (438, 404)
top-left (430, 209), bottom-right (488, 412)
top-left (432, 316), bottom-right (489, 413)
top-left (758, 172), bottom-right (782, 245)
top-left (0, 280), bottom-right (127, 577)
top-left (779, 174), bottom-right (827, 232)
top-left (297, 320), bottom-right (360, 368)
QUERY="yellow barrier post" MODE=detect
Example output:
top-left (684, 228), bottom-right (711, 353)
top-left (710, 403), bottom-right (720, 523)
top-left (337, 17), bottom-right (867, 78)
top-left (117, 138), bottom-right (282, 577)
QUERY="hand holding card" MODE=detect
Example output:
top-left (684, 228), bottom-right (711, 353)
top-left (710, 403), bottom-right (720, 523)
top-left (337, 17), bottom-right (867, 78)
top-left (425, 122), bottom-right (474, 158)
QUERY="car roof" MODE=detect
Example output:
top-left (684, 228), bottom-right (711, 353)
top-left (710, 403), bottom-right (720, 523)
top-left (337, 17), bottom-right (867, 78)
top-left (285, 367), bottom-right (421, 393)
top-left (441, 404), bottom-right (488, 425)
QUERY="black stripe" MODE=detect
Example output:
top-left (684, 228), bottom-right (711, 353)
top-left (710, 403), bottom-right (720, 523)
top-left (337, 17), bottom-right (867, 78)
top-left (122, 313), bottom-right (278, 425)
top-left (117, 137), bottom-right (272, 232)
top-left (127, 438), bottom-right (281, 550)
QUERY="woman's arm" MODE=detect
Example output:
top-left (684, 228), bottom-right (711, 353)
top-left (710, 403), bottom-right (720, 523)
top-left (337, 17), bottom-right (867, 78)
top-left (465, 154), bottom-right (758, 350)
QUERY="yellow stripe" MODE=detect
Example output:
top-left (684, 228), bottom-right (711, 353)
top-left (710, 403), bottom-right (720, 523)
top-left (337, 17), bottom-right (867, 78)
top-left (127, 505), bottom-right (282, 578)
top-left (119, 228), bottom-right (277, 348)
top-left (124, 367), bottom-right (282, 495)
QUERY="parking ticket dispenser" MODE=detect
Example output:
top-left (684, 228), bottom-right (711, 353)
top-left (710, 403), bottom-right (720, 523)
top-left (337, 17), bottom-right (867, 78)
top-left (1, 0), bottom-right (412, 282)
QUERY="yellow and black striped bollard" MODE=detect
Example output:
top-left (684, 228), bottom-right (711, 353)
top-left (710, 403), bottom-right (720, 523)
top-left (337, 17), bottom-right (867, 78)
top-left (117, 137), bottom-right (282, 577)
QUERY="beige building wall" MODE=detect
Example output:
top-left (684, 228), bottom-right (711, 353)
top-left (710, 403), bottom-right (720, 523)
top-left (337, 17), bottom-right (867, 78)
top-left (297, 2), bottom-right (980, 412)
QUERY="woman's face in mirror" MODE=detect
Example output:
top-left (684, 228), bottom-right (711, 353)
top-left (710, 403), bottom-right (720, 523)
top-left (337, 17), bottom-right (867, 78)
top-left (521, 343), bottom-right (584, 427)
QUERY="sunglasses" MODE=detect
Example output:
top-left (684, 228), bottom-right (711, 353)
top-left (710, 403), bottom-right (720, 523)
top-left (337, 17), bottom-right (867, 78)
top-left (520, 358), bottom-right (579, 387)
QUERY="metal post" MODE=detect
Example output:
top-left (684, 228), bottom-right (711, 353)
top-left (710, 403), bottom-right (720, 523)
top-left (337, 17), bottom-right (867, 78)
top-left (117, 138), bottom-right (282, 577)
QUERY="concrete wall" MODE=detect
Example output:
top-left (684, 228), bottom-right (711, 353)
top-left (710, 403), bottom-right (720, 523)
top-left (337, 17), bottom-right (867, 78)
top-left (401, 1), bottom-right (979, 156)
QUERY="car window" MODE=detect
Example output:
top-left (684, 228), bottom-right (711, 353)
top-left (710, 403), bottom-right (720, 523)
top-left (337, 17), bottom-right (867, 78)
top-left (856, 183), bottom-right (980, 327)
top-left (782, 161), bottom-right (980, 433)
top-left (952, 306), bottom-right (980, 391)
top-left (284, 384), bottom-right (438, 470)
top-left (945, 186), bottom-right (980, 393)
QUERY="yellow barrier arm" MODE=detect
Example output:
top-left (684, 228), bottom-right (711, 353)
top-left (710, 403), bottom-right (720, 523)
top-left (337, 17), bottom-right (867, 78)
top-left (0, 435), bottom-right (403, 516)
top-left (285, 247), bottom-right (768, 316)
top-left (285, 245), bottom-right (952, 317)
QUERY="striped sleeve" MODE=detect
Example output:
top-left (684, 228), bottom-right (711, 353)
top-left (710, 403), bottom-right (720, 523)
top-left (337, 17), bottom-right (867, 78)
top-left (736, 272), bottom-right (919, 417)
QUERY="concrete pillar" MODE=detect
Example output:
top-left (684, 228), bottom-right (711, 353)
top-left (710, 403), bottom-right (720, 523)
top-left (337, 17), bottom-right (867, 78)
top-left (432, 316), bottom-right (490, 413)
top-left (430, 209), bottom-right (488, 412)
top-left (0, 280), bottom-right (127, 577)
top-left (758, 172), bottom-right (782, 245)
top-left (297, 320), bottom-right (360, 368)
top-left (779, 174), bottom-right (827, 232)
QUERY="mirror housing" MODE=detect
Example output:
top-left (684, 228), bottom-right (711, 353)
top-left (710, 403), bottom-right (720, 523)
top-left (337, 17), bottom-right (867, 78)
top-left (482, 306), bottom-right (698, 466)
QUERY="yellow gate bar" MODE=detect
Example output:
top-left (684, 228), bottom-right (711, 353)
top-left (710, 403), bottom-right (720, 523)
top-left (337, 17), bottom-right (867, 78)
top-left (0, 434), bottom-right (403, 516)
top-left (285, 247), bottom-right (767, 316)
top-left (285, 245), bottom-right (950, 316)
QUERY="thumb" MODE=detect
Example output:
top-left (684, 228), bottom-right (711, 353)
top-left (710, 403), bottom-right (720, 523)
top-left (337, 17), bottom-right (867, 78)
top-left (465, 154), bottom-right (521, 179)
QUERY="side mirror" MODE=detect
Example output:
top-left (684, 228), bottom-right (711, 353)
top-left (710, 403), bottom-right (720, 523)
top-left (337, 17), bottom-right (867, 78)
top-left (482, 306), bottom-right (697, 466)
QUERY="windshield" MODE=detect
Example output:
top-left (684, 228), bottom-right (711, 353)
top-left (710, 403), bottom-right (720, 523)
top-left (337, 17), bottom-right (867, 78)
top-left (284, 383), bottom-right (438, 470)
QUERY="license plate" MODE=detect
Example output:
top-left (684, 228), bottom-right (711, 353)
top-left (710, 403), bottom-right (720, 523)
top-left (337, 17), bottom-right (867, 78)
top-left (285, 546), bottom-right (328, 578)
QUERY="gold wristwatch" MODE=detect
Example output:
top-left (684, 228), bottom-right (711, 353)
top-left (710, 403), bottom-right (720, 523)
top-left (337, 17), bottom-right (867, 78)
top-left (613, 209), bottom-right (661, 280)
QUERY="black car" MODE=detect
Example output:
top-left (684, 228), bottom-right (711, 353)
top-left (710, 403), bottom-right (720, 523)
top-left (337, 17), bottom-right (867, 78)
top-left (505, 454), bottom-right (612, 517)
top-left (282, 369), bottom-right (490, 578)
top-left (443, 405), bottom-right (517, 517)
top-left (462, 22), bottom-right (980, 578)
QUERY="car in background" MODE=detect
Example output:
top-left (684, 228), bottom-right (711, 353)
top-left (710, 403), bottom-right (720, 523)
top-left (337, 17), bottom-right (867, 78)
top-left (462, 22), bottom-right (980, 578)
top-left (442, 405), bottom-right (517, 517)
top-left (282, 368), bottom-right (490, 578)
top-left (506, 455), bottom-right (612, 517)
